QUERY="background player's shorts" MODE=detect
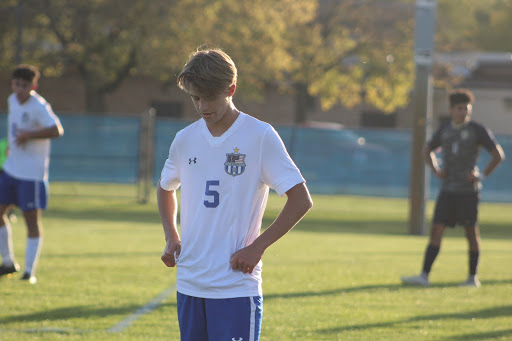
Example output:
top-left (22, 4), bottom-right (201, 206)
top-left (0, 171), bottom-right (48, 211)
top-left (433, 191), bottom-right (479, 227)
top-left (177, 292), bottom-right (263, 341)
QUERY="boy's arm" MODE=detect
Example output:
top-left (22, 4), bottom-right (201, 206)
top-left (157, 180), bottom-right (181, 267)
top-left (424, 145), bottom-right (445, 179)
top-left (230, 182), bottom-right (313, 273)
top-left (480, 145), bottom-right (505, 179)
top-left (15, 124), bottom-right (64, 146)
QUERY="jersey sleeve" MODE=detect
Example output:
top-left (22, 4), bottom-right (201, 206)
top-left (260, 126), bottom-right (305, 196)
top-left (36, 99), bottom-right (61, 128)
top-left (476, 123), bottom-right (498, 152)
top-left (427, 125), bottom-right (443, 150)
top-left (160, 134), bottom-right (181, 191)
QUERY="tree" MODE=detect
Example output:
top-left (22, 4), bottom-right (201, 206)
top-left (167, 0), bottom-right (416, 121)
top-left (434, 0), bottom-right (512, 87)
top-left (18, 0), bottom-right (174, 112)
top-left (0, 1), bottom-right (23, 69)
top-left (6, 0), bottom-right (318, 113)
top-left (472, 1), bottom-right (512, 51)
top-left (281, 0), bottom-right (415, 121)
top-left (3, 0), bottom-right (508, 117)
top-left (39, 0), bottom-right (160, 112)
top-left (153, 0), bottom-right (318, 98)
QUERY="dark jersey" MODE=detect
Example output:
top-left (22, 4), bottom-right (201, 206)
top-left (428, 121), bottom-right (497, 193)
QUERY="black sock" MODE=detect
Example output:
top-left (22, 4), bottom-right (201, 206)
top-left (422, 244), bottom-right (440, 275)
top-left (469, 250), bottom-right (479, 276)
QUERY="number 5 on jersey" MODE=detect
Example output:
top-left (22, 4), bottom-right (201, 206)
top-left (204, 180), bottom-right (219, 208)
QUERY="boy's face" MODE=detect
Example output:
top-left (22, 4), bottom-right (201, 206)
top-left (188, 86), bottom-right (236, 129)
top-left (11, 78), bottom-right (35, 104)
top-left (449, 102), bottom-right (471, 125)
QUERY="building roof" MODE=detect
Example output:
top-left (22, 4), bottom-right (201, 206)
top-left (436, 52), bottom-right (512, 89)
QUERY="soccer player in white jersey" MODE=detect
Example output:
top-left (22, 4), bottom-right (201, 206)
top-left (0, 65), bottom-right (64, 284)
top-left (157, 48), bottom-right (313, 340)
top-left (401, 89), bottom-right (504, 288)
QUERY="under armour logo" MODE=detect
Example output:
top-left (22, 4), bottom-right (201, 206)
top-left (189, 157), bottom-right (197, 164)
top-left (232, 338), bottom-right (243, 341)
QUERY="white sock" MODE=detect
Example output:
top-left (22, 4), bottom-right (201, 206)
top-left (0, 225), bottom-right (15, 266)
top-left (25, 237), bottom-right (42, 276)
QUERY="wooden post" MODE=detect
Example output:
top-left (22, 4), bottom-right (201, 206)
top-left (137, 108), bottom-right (156, 204)
top-left (408, 0), bottom-right (436, 235)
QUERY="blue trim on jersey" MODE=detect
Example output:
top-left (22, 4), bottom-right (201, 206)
top-left (0, 171), bottom-right (48, 211)
top-left (177, 292), bottom-right (263, 341)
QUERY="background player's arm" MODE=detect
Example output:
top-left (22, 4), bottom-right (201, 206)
top-left (230, 182), bottom-right (313, 273)
top-left (424, 145), bottom-right (445, 179)
top-left (157, 180), bottom-right (181, 267)
top-left (471, 145), bottom-right (505, 181)
top-left (15, 124), bottom-right (64, 146)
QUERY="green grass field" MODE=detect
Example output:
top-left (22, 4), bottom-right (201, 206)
top-left (0, 182), bottom-right (511, 341)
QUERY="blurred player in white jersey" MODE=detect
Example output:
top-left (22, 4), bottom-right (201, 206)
top-left (157, 48), bottom-right (313, 340)
top-left (0, 65), bottom-right (64, 284)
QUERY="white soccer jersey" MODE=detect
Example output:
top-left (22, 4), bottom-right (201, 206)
top-left (3, 91), bottom-right (61, 181)
top-left (160, 113), bottom-right (305, 299)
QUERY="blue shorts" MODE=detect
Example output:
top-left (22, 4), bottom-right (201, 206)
top-left (433, 191), bottom-right (479, 227)
top-left (0, 171), bottom-right (48, 211)
top-left (177, 292), bottom-right (263, 341)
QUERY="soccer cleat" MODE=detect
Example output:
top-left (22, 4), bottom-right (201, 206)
top-left (401, 274), bottom-right (430, 286)
top-left (20, 272), bottom-right (37, 284)
top-left (0, 263), bottom-right (20, 277)
top-left (460, 276), bottom-right (480, 288)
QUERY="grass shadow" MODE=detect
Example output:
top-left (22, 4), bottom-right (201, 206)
top-left (264, 278), bottom-right (512, 301)
top-left (0, 305), bottom-right (143, 324)
top-left (289, 217), bottom-right (512, 240)
top-left (45, 207), bottom-right (162, 224)
top-left (316, 303), bottom-right (512, 335)
top-left (0, 301), bottom-right (177, 326)
top-left (41, 206), bottom-right (512, 241)
top-left (446, 328), bottom-right (512, 340)
top-left (41, 251), bottom-right (160, 259)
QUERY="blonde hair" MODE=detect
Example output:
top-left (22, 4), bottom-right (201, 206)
top-left (177, 48), bottom-right (237, 98)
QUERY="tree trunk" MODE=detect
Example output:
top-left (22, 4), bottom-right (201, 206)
top-left (294, 82), bottom-right (309, 124)
top-left (85, 82), bottom-right (107, 113)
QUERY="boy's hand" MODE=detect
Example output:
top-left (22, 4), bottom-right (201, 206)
top-left (467, 170), bottom-right (481, 182)
top-left (15, 129), bottom-right (31, 146)
top-left (434, 168), bottom-right (446, 179)
top-left (230, 244), bottom-right (264, 274)
top-left (161, 238), bottom-right (181, 267)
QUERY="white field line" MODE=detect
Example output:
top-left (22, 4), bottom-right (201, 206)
top-left (106, 284), bottom-right (176, 333)
top-left (1, 285), bottom-right (176, 335)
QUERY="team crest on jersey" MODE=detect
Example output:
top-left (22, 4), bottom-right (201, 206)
top-left (225, 147), bottom-right (246, 176)
top-left (22, 112), bottom-right (29, 122)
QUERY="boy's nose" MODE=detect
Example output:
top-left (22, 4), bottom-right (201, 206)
top-left (199, 100), bottom-right (209, 111)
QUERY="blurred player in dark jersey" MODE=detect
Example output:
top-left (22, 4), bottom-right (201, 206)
top-left (401, 88), bottom-right (505, 287)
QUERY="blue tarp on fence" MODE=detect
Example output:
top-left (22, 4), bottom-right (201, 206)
top-left (1, 114), bottom-right (511, 202)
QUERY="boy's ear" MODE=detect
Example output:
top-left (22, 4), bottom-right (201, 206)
top-left (227, 84), bottom-right (236, 97)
